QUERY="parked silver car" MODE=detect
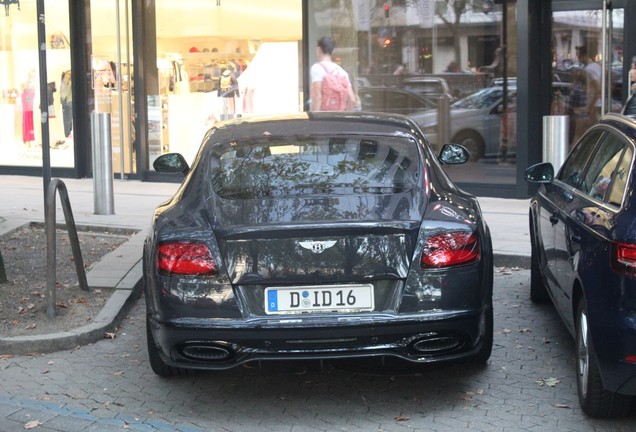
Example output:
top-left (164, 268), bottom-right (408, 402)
top-left (402, 76), bottom-right (455, 103)
top-left (411, 86), bottom-right (516, 161)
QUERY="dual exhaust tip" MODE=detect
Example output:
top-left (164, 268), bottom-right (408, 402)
top-left (178, 334), bottom-right (464, 363)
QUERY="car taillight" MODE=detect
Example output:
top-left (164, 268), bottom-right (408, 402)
top-left (157, 242), bottom-right (217, 276)
top-left (611, 241), bottom-right (636, 279)
top-left (421, 231), bottom-right (480, 268)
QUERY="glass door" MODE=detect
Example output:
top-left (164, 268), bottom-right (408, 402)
top-left (552, 1), bottom-right (625, 148)
top-left (90, 0), bottom-right (135, 179)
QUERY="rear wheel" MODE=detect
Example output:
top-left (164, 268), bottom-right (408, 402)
top-left (452, 130), bottom-right (484, 161)
top-left (471, 306), bottom-right (493, 365)
top-left (576, 300), bottom-right (633, 417)
top-left (529, 218), bottom-right (550, 303)
top-left (146, 317), bottom-right (192, 377)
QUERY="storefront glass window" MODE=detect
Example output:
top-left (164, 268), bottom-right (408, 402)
top-left (151, 0), bottom-right (303, 166)
top-left (552, 8), bottom-right (624, 149)
top-left (0, 0), bottom-right (73, 168)
top-left (307, 0), bottom-right (518, 186)
top-left (89, 0), bottom-right (135, 178)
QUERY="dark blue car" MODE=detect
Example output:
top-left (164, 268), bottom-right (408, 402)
top-left (526, 113), bottom-right (636, 417)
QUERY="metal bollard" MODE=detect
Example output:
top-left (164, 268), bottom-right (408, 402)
top-left (91, 112), bottom-right (115, 215)
top-left (542, 115), bottom-right (569, 171)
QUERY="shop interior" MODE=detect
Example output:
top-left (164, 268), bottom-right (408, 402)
top-left (0, 1), bottom-right (74, 168)
top-left (149, 0), bottom-right (303, 165)
top-left (0, 0), bottom-right (303, 171)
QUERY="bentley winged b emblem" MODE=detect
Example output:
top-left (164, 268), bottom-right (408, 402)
top-left (298, 240), bottom-right (337, 254)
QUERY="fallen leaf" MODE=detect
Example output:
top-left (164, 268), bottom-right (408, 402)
top-left (394, 413), bottom-right (410, 422)
top-left (104, 332), bottom-right (116, 339)
top-left (25, 323), bottom-right (36, 330)
top-left (518, 328), bottom-right (532, 333)
top-left (24, 420), bottom-right (43, 429)
top-left (536, 377), bottom-right (560, 387)
top-left (554, 403), bottom-right (571, 409)
top-left (114, 371), bottom-right (125, 376)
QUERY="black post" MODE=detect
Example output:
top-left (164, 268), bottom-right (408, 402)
top-left (500, 0), bottom-right (508, 163)
top-left (36, 0), bottom-right (51, 204)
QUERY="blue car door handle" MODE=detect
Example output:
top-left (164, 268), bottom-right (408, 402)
top-left (571, 233), bottom-right (581, 244)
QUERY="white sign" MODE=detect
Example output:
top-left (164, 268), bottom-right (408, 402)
top-left (418, 0), bottom-right (435, 28)
top-left (354, 0), bottom-right (372, 31)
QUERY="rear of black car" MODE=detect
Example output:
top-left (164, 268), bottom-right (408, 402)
top-left (144, 114), bottom-right (493, 375)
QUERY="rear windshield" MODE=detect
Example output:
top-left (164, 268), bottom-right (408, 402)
top-left (211, 135), bottom-right (421, 199)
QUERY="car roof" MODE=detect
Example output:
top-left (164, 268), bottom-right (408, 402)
top-left (600, 113), bottom-right (636, 141)
top-left (403, 77), bottom-right (447, 83)
top-left (210, 112), bottom-right (422, 138)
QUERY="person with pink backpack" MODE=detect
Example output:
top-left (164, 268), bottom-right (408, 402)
top-left (310, 36), bottom-right (356, 111)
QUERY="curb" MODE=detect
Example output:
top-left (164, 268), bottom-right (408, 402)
top-left (494, 253), bottom-right (530, 269)
top-left (0, 263), bottom-right (143, 356)
top-left (0, 229), bottom-right (147, 356)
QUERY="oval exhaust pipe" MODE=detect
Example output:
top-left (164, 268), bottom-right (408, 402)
top-left (412, 336), bottom-right (462, 354)
top-left (181, 344), bottom-right (234, 361)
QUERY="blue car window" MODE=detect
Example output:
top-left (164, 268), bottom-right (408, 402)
top-left (558, 129), bottom-right (604, 188)
top-left (581, 133), bottom-right (625, 200)
top-left (607, 144), bottom-right (633, 208)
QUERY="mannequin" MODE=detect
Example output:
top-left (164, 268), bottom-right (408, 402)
top-left (21, 71), bottom-right (35, 146)
top-left (218, 68), bottom-right (238, 120)
top-left (60, 70), bottom-right (72, 138)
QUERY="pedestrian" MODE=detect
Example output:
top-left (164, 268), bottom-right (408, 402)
top-left (393, 63), bottom-right (407, 87)
top-left (576, 45), bottom-right (601, 127)
top-left (310, 36), bottom-right (356, 111)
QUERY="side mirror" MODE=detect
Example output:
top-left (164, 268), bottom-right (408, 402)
top-left (438, 143), bottom-right (469, 165)
top-left (525, 162), bottom-right (554, 184)
top-left (153, 153), bottom-right (190, 176)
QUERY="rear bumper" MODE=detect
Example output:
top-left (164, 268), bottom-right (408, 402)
top-left (147, 309), bottom-right (490, 371)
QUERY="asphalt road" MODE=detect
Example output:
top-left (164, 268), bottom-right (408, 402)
top-left (1, 268), bottom-right (635, 432)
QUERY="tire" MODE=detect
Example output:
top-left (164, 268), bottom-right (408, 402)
top-left (529, 217), bottom-right (550, 303)
top-left (471, 306), bottom-right (493, 365)
top-left (146, 316), bottom-right (192, 377)
top-left (452, 130), bottom-right (484, 161)
top-left (575, 300), bottom-right (633, 417)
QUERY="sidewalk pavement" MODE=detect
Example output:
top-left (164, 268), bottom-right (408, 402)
top-left (0, 175), bottom-right (531, 355)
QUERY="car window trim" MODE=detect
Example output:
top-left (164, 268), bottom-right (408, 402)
top-left (552, 178), bottom-right (621, 215)
top-left (552, 125), bottom-right (635, 213)
top-left (557, 128), bottom-right (606, 189)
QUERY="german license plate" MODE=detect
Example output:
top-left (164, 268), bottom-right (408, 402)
top-left (265, 284), bottom-right (374, 315)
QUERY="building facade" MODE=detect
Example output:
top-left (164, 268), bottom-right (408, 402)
top-left (0, 0), bottom-right (634, 198)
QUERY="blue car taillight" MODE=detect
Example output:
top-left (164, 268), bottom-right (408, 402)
top-left (611, 241), bottom-right (636, 279)
top-left (420, 231), bottom-right (480, 269)
top-left (157, 242), bottom-right (217, 276)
